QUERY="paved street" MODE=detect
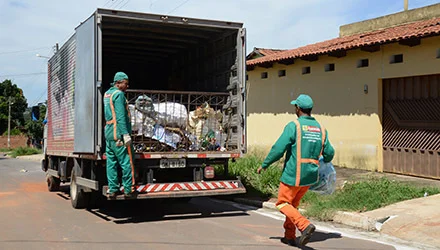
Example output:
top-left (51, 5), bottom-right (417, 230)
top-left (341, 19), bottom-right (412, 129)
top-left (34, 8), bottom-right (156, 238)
top-left (0, 157), bottom-right (412, 250)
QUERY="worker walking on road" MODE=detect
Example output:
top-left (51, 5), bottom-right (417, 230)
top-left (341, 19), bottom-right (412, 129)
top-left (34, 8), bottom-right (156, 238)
top-left (257, 94), bottom-right (335, 247)
top-left (104, 72), bottom-right (137, 199)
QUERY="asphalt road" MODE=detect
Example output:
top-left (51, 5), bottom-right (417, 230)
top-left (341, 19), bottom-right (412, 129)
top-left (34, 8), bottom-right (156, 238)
top-left (0, 157), bottom-right (408, 250)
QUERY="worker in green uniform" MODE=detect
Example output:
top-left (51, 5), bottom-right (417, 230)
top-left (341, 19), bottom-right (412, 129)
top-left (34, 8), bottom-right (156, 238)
top-left (104, 72), bottom-right (137, 199)
top-left (257, 94), bottom-right (335, 247)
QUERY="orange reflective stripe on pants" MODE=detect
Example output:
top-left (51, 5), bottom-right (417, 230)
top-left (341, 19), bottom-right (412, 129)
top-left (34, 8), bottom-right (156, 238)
top-left (276, 182), bottom-right (310, 237)
top-left (126, 144), bottom-right (136, 191)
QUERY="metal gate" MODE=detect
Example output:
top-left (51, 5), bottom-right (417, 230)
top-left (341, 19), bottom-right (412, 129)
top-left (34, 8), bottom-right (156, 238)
top-left (382, 74), bottom-right (440, 179)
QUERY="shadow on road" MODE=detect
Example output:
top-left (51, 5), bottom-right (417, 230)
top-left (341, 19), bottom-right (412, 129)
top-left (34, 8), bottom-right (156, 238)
top-left (270, 231), bottom-right (342, 250)
top-left (94, 198), bottom-right (250, 224)
top-left (56, 185), bottom-right (251, 224)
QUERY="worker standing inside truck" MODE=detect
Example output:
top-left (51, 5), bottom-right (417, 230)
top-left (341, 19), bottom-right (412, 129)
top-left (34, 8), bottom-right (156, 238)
top-left (257, 94), bottom-right (335, 247)
top-left (104, 72), bottom-right (137, 199)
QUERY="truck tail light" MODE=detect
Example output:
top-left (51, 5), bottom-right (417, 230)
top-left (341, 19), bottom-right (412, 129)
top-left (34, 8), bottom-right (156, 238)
top-left (204, 166), bottom-right (215, 179)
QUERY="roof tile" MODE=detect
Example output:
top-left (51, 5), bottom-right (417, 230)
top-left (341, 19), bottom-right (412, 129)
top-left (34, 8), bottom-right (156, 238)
top-left (247, 17), bottom-right (440, 66)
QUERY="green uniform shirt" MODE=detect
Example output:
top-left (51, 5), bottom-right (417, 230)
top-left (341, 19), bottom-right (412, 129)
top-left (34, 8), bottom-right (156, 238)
top-left (262, 116), bottom-right (335, 186)
top-left (104, 87), bottom-right (132, 141)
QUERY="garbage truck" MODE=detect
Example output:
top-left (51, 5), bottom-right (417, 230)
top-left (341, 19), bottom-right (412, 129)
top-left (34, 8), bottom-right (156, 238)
top-left (41, 8), bottom-right (247, 209)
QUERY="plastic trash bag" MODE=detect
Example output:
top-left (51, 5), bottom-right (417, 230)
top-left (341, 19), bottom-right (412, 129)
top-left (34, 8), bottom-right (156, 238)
top-left (309, 157), bottom-right (337, 195)
top-left (153, 102), bottom-right (188, 129)
top-left (152, 125), bottom-right (181, 149)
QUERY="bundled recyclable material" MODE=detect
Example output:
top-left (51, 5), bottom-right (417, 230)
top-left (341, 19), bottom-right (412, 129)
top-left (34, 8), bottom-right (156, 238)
top-left (128, 95), bottom-right (228, 152)
top-left (152, 125), bottom-right (182, 149)
top-left (153, 102), bottom-right (188, 129)
top-left (309, 157), bottom-right (337, 195)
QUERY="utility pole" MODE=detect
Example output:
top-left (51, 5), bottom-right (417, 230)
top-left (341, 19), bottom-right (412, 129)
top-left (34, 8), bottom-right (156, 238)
top-left (404, 0), bottom-right (408, 11)
top-left (7, 97), bottom-right (12, 148)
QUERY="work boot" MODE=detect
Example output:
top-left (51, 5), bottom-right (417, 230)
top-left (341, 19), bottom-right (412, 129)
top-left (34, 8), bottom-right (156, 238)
top-left (280, 237), bottom-right (297, 247)
top-left (124, 190), bottom-right (138, 199)
top-left (299, 224), bottom-right (315, 246)
top-left (107, 190), bottom-right (120, 199)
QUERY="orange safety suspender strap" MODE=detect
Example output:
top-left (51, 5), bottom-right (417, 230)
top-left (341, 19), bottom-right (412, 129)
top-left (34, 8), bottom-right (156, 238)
top-left (293, 120), bottom-right (302, 186)
top-left (317, 122), bottom-right (326, 157)
top-left (292, 119), bottom-right (327, 186)
top-left (106, 91), bottom-right (120, 141)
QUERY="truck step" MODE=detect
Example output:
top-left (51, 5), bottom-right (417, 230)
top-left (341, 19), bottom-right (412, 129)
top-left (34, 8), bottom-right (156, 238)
top-left (103, 180), bottom-right (246, 200)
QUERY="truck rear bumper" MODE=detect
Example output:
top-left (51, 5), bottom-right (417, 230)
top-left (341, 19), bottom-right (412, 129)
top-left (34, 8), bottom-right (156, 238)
top-left (102, 180), bottom-right (246, 200)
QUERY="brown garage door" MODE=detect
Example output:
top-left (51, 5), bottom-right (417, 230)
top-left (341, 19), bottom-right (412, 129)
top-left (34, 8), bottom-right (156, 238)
top-left (382, 74), bottom-right (440, 179)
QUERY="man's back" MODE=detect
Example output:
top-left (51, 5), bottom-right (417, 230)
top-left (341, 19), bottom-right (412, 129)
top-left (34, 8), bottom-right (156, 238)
top-left (104, 87), bottom-right (131, 141)
top-left (261, 116), bottom-right (334, 186)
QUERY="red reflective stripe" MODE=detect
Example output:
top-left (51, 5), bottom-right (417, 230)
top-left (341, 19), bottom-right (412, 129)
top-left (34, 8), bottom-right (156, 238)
top-left (140, 185), bottom-right (149, 192)
top-left (293, 120), bottom-right (302, 187)
top-left (140, 154), bottom-right (151, 159)
top-left (202, 182), bottom-right (211, 189)
top-left (231, 153), bottom-right (240, 158)
top-left (197, 154), bottom-right (207, 158)
top-left (184, 183), bottom-right (193, 191)
top-left (193, 182), bottom-right (203, 190)
top-left (161, 184), bottom-right (170, 191)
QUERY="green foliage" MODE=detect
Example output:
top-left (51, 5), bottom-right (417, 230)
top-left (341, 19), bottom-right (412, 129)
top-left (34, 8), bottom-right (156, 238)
top-left (9, 146), bottom-right (42, 158)
top-left (25, 104), bottom-right (46, 140)
top-left (221, 150), bottom-right (282, 198)
top-left (0, 80), bottom-right (28, 135)
top-left (302, 177), bottom-right (440, 220)
top-left (2, 128), bottom-right (22, 136)
top-left (226, 152), bottom-right (440, 221)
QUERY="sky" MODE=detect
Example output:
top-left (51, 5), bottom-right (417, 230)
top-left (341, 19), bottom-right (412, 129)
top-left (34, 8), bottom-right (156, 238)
top-left (0, 0), bottom-right (439, 107)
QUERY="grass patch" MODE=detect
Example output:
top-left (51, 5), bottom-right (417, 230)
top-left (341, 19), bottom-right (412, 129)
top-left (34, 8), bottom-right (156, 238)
top-left (9, 147), bottom-right (42, 158)
top-left (302, 177), bottom-right (440, 220)
top-left (0, 148), bottom-right (12, 152)
top-left (228, 150), bottom-right (282, 198)
top-left (227, 152), bottom-right (440, 221)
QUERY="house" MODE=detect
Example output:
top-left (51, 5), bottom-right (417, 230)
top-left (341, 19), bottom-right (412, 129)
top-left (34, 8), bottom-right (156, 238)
top-left (246, 3), bottom-right (440, 179)
top-left (246, 47), bottom-right (286, 60)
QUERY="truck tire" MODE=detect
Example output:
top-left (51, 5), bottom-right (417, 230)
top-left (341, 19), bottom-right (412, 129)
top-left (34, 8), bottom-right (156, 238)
top-left (46, 175), bottom-right (60, 192)
top-left (70, 167), bottom-right (90, 209)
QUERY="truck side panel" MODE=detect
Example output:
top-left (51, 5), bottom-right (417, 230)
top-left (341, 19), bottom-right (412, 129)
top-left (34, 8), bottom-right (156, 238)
top-left (47, 36), bottom-right (76, 155)
top-left (74, 14), bottom-right (97, 154)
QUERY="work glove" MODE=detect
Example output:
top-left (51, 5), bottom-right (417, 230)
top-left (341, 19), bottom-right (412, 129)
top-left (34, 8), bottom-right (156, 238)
top-left (123, 134), bottom-right (132, 146)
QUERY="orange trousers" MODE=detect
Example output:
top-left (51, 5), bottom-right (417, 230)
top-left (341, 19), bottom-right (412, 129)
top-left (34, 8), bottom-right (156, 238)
top-left (275, 182), bottom-right (310, 239)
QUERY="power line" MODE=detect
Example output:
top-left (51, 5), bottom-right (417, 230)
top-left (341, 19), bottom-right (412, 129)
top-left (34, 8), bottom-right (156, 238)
top-left (114, 0), bottom-right (127, 9)
top-left (103, 0), bottom-right (113, 8)
top-left (119, 0), bottom-right (130, 9)
top-left (0, 72), bottom-right (46, 78)
top-left (150, 0), bottom-right (161, 11)
top-left (108, 0), bottom-right (122, 9)
top-left (0, 47), bottom-right (51, 56)
top-left (168, 0), bottom-right (191, 14)
top-left (31, 88), bottom-right (47, 107)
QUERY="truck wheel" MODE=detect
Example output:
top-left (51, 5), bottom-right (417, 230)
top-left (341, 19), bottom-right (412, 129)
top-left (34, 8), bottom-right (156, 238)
top-left (70, 167), bottom-right (90, 209)
top-left (46, 175), bottom-right (60, 192)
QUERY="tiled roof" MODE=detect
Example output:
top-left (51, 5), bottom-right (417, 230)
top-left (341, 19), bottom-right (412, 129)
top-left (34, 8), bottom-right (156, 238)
top-left (247, 17), bottom-right (440, 66)
top-left (256, 48), bottom-right (286, 56)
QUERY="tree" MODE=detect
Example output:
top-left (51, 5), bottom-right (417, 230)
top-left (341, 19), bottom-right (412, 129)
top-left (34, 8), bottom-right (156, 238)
top-left (25, 104), bottom-right (46, 142)
top-left (0, 80), bottom-right (28, 135)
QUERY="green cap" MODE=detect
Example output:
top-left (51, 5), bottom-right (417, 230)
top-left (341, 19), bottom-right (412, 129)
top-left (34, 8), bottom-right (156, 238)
top-left (290, 94), bottom-right (313, 109)
top-left (111, 72), bottom-right (128, 86)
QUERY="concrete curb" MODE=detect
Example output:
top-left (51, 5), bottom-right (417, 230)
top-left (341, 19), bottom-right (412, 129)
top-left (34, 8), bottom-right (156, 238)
top-left (233, 198), bottom-right (378, 232)
top-left (15, 154), bottom-right (44, 162)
